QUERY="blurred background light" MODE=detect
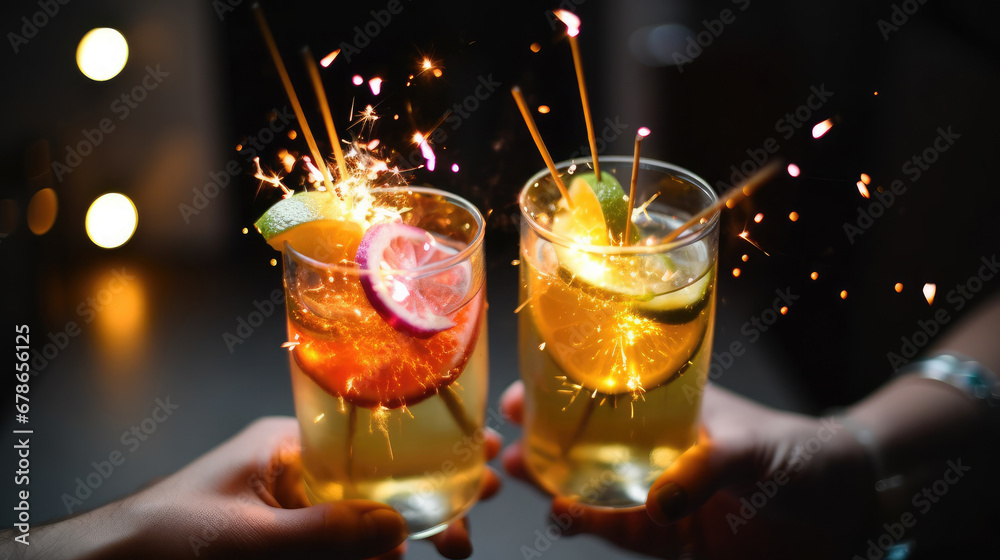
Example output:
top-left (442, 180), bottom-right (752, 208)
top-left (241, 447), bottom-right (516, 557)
top-left (27, 188), bottom-right (58, 235)
top-left (86, 193), bottom-right (137, 248)
top-left (76, 28), bottom-right (129, 81)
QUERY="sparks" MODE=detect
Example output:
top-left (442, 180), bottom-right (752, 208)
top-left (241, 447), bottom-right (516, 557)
top-left (554, 9), bottom-right (581, 37)
top-left (413, 132), bottom-right (436, 171)
top-left (811, 271), bottom-right (819, 280)
top-left (242, 227), bottom-right (248, 234)
top-left (530, 42), bottom-right (541, 52)
top-left (738, 231), bottom-right (770, 256)
top-left (741, 254), bottom-right (748, 262)
top-left (281, 340), bottom-right (300, 350)
top-left (369, 77), bottom-right (383, 95)
top-left (895, 283), bottom-right (904, 293)
top-left (754, 213), bottom-right (763, 223)
top-left (860, 173), bottom-right (871, 185)
top-left (789, 211), bottom-right (800, 221)
top-left (352, 74), bottom-right (363, 86)
top-left (451, 163), bottom-right (460, 172)
top-left (812, 118), bottom-right (833, 139)
top-left (780, 306), bottom-right (788, 315)
top-left (320, 49), bottom-right (340, 67)
top-left (840, 290), bottom-right (848, 300)
top-left (253, 157), bottom-right (291, 195)
top-left (787, 163), bottom-right (801, 177)
top-left (537, 105), bottom-right (551, 114)
top-left (856, 181), bottom-right (871, 199)
top-left (923, 283), bottom-right (937, 305)
top-left (732, 268), bottom-right (741, 277)
top-left (421, 58), bottom-right (432, 70)
top-left (270, 258), bottom-right (277, 266)
top-left (287, 130), bottom-right (297, 139)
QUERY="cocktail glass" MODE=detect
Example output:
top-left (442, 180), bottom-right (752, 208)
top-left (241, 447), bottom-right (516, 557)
top-left (518, 156), bottom-right (719, 507)
top-left (282, 186), bottom-right (488, 537)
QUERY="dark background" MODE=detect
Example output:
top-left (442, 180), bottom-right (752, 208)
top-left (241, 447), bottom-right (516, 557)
top-left (2, 0), bottom-right (999, 558)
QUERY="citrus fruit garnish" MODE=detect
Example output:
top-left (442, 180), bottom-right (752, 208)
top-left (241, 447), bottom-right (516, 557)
top-left (254, 190), bottom-right (363, 262)
top-left (289, 274), bottom-right (484, 409)
top-left (530, 271), bottom-right (709, 395)
top-left (356, 222), bottom-right (472, 337)
top-left (552, 172), bottom-right (632, 246)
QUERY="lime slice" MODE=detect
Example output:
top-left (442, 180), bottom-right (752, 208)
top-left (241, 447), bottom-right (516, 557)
top-left (637, 271), bottom-right (714, 324)
top-left (254, 191), bottom-right (363, 263)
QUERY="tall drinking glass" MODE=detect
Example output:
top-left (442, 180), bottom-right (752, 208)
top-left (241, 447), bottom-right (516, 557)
top-left (518, 156), bottom-right (719, 507)
top-left (282, 187), bottom-right (488, 537)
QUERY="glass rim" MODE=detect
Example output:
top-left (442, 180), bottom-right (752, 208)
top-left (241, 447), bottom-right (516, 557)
top-left (518, 156), bottom-right (720, 255)
top-left (284, 185), bottom-right (485, 279)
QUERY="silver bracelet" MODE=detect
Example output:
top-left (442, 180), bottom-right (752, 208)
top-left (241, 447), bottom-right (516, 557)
top-left (900, 353), bottom-right (1000, 409)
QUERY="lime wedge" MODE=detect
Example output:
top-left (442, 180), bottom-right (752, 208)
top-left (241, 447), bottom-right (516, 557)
top-left (637, 271), bottom-right (713, 324)
top-left (254, 191), bottom-right (363, 263)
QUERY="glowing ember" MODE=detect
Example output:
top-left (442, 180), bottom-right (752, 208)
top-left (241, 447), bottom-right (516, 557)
top-left (530, 42), bottom-right (541, 52)
top-left (320, 49), bottom-right (340, 67)
top-left (894, 283), bottom-right (904, 293)
top-left (856, 181), bottom-right (871, 199)
top-left (432, 68), bottom-right (443, 77)
top-left (413, 132), bottom-right (436, 171)
top-left (923, 283), bottom-right (936, 305)
top-left (812, 118), bottom-right (833, 139)
top-left (780, 306), bottom-right (788, 315)
top-left (732, 268), bottom-right (741, 277)
top-left (741, 254), bottom-right (748, 262)
top-left (367, 139), bottom-right (380, 150)
top-left (242, 227), bottom-right (248, 234)
top-left (352, 75), bottom-right (363, 86)
top-left (811, 271), bottom-right (819, 280)
top-left (787, 163), bottom-right (801, 177)
top-left (637, 127), bottom-right (651, 137)
top-left (451, 163), bottom-right (460, 172)
top-left (753, 213), bottom-right (763, 223)
top-left (287, 130), bottom-right (297, 139)
top-left (874, 91), bottom-right (879, 96)
top-left (860, 173), bottom-right (871, 185)
top-left (369, 77), bottom-right (383, 95)
top-left (270, 258), bottom-right (277, 266)
top-left (789, 211), bottom-right (800, 221)
top-left (537, 105), bottom-right (551, 114)
top-left (554, 9), bottom-right (581, 37)
top-left (236, 143), bottom-right (243, 151)
top-left (840, 290), bottom-right (848, 300)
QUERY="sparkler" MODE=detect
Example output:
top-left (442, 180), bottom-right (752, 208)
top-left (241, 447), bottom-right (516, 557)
top-left (252, 4), bottom-right (334, 193)
top-left (624, 127), bottom-right (650, 244)
top-left (555, 9), bottom-right (601, 180)
top-left (662, 161), bottom-right (782, 244)
top-left (302, 46), bottom-right (349, 183)
top-left (511, 86), bottom-right (573, 206)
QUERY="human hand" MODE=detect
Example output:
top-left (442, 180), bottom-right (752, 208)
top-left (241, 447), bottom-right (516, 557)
top-left (15, 416), bottom-right (501, 560)
top-left (500, 381), bottom-right (873, 559)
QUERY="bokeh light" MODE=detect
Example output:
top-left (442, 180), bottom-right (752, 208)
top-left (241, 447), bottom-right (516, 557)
top-left (27, 188), bottom-right (58, 235)
top-left (76, 28), bottom-right (129, 81)
top-left (86, 193), bottom-right (138, 249)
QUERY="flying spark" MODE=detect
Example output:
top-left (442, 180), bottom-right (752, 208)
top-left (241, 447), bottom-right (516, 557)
top-left (812, 118), bottom-right (833, 139)
top-left (923, 283), bottom-right (936, 305)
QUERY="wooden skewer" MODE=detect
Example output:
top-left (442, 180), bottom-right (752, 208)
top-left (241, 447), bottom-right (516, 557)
top-left (302, 46), bottom-right (349, 185)
top-left (511, 86), bottom-right (573, 208)
top-left (252, 3), bottom-right (334, 194)
top-left (624, 130), bottom-right (648, 244)
top-left (345, 403), bottom-right (357, 483)
top-left (661, 161), bottom-right (782, 244)
top-left (567, 35), bottom-right (600, 180)
top-left (439, 385), bottom-right (479, 438)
